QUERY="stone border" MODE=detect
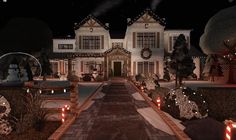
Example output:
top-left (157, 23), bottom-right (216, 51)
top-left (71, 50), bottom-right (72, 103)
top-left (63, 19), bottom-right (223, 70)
top-left (48, 82), bottom-right (104, 140)
top-left (129, 81), bottom-right (191, 140)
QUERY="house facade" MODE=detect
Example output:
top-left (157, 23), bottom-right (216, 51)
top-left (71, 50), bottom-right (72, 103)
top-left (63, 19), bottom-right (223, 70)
top-left (50, 9), bottom-right (201, 80)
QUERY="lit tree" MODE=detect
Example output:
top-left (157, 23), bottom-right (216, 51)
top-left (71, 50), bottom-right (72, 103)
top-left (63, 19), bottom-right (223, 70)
top-left (169, 34), bottom-right (195, 87)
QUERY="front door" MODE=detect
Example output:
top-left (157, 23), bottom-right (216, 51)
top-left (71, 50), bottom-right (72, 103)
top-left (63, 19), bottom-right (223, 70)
top-left (114, 62), bottom-right (121, 76)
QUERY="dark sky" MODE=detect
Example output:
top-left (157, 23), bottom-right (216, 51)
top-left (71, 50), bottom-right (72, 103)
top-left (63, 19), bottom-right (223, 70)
top-left (0, 0), bottom-right (236, 47)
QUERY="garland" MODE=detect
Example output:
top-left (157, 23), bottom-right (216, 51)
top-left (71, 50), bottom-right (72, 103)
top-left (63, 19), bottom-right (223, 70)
top-left (141, 48), bottom-right (152, 59)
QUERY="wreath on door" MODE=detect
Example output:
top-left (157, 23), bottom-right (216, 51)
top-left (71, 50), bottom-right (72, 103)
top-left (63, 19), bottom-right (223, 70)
top-left (141, 48), bottom-right (152, 59)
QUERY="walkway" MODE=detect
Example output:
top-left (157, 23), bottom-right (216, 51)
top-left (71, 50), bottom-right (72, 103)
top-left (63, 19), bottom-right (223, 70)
top-left (60, 78), bottom-right (177, 140)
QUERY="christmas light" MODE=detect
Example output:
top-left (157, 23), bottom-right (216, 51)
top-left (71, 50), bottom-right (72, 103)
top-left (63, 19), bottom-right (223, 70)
top-left (39, 90), bottom-right (42, 94)
top-left (51, 90), bottom-right (54, 94)
top-left (64, 89), bottom-right (67, 93)
top-left (61, 105), bottom-right (70, 123)
top-left (27, 89), bottom-right (30, 93)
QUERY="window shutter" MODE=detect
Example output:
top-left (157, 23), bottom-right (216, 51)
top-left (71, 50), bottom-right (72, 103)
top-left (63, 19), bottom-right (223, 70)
top-left (133, 32), bottom-right (136, 48)
top-left (79, 36), bottom-right (82, 49)
top-left (101, 35), bottom-right (104, 49)
top-left (156, 32), bottom-right (160, 48)
top-left (81, 61), bottom-right (83, 72)
top-left (133, 62), bottom-right (136, 75)
top-left (169, 36), bottom-right (172, 51)
top-left (156, 61), bottom-right (159, 75)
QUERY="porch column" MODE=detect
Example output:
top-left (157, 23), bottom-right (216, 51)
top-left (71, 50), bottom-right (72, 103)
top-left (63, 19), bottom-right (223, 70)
top-left (104, 55), bottom-right (108, 80)
top-left (67, 58), bottom-right (72, 79)
top-left (128, 54), bottom-right (131, 77)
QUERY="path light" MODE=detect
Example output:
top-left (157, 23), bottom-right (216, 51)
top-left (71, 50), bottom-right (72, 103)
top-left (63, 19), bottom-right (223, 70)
top-left (156, 97), bottom-right (161, 109)
top-left (62, 105), bottom-right (70, 123)
top-left (225, 120), bottom-right (236, 140)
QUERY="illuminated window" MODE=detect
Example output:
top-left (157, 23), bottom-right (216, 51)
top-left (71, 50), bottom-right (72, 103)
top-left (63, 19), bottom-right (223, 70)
top-left (58, 44), bottom-right (73, 49)
top-left (137, 32), bottom-right (157, 48)
top-left (78, 36), bottom-right (104, 49)
top-left (137, 61), bottom-right (155, 75)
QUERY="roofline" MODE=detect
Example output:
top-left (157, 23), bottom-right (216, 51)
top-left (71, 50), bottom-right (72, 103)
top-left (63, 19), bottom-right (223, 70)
top-left (74, 14), bottom-right (109, 30)
top-left (127, 8), bottom-right (166, 26)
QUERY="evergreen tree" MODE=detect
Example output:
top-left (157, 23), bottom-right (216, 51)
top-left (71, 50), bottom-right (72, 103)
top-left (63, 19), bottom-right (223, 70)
top-left (169, 34), bottom-right (195, 87)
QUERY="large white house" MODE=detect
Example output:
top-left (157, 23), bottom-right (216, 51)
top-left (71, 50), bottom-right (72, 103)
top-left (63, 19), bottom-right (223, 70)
top-left (50, 9), bottom-right (203, 80)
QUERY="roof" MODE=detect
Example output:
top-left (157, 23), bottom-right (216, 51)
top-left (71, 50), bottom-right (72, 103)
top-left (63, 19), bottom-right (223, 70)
top-left (189, 45), bottom-right (207, 57)
top-left (74, 15), bottom-right (109, 30)
top-left (50, 52), bottom-right (104, 59)
top-left (127, 8), bottom-right (166, 26)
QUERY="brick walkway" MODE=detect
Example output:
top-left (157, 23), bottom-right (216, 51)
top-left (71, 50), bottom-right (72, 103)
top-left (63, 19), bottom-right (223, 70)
top-left (61, 78), bottom-right (177, 140)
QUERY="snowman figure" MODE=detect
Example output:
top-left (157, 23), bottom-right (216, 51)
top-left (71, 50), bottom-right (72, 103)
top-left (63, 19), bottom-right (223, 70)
top-left (6, 64), bottom-right (20, 82)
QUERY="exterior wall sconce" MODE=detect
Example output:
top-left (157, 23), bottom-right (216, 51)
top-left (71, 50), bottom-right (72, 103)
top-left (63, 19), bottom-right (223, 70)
top-left (90, 27), bottom-right (93, 32)
top-left (145, 23), bottom-right (149, 29)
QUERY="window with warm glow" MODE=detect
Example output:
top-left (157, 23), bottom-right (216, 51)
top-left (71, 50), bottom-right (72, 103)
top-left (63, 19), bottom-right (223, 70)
top-left (137, 32), bottom-right (157, 48)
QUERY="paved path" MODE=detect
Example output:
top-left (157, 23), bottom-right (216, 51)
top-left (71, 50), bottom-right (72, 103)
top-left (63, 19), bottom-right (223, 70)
top-left (61, 78), bottom-right (177, 140)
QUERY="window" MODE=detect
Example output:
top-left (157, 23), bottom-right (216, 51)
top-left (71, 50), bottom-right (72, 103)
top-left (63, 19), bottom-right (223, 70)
top-left (58, 44), bottom-right (73, 49)
top-left (50, 61), bottom-right (58, 74)
top-left (137, 61), bottom-right (155, 76)
top-left (137, 32), bottom-right (157, 48)
top-left (78, 35), bottom-right (104, 49)
top-left (65, 61), bottom-right (75, 74)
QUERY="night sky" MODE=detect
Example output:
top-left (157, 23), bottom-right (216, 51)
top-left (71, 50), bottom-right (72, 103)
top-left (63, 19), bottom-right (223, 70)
top-left (0, 0), bottom-right (236, 48)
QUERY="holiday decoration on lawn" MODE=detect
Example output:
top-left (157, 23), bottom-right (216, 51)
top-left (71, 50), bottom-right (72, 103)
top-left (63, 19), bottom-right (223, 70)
top-left (61, 105), bottom-right (70, 123)
top-left (0, 95), bottom-right (12, 135)
top-left (163, 87), bottom-right (208, 120)
top-left (5, 59), bottom-right (21, 82)
top-left (200, 5), bottom-right (236, 83)
top-left (225, 120), bottom-right (236, 140)
top-left (141, 48), bottom-right (152, 59)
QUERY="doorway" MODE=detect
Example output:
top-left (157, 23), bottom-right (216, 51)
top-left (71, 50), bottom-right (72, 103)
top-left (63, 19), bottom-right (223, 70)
top-left (113, 62), bottom-right (121, 76)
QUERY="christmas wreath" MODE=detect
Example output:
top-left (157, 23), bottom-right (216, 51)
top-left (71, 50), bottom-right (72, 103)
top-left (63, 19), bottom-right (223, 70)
top-left (141, 48), bottom-right (152, 59)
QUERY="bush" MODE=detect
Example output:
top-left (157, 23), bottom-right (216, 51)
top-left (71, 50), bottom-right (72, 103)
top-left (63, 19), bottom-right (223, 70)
top-left (197, 87), bottom-right (236, 121)
top-left (162, 87), bottom-right (208, 120)
top-left (82, 74), bottom-right (91, 81)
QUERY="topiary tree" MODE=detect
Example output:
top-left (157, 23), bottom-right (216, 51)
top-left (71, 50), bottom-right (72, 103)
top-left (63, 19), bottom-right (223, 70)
top-left (169, 34), bottom-right (195, 87)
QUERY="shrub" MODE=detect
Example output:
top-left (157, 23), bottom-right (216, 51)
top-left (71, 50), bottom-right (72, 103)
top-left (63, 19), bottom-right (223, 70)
top-left (162, 87), bottom-right (208, 120)
top-left (197, 87), bottom-right (236, 121)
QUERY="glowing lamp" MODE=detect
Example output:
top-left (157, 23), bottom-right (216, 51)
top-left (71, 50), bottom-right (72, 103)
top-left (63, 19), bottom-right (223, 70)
top-left (156, 97), bottom-right (161, 109)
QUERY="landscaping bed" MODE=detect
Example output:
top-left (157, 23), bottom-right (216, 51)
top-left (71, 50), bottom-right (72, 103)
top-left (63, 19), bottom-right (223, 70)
top-left (0, 121), bottom-right (61, 140)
